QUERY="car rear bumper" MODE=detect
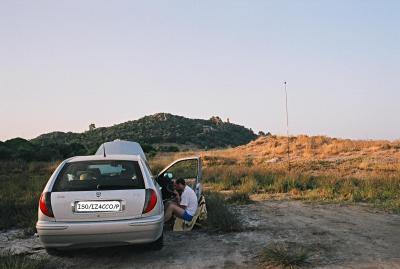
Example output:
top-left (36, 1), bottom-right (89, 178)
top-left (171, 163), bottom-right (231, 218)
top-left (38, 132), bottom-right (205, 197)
top-left (36, 214), bottom-right (163, 248)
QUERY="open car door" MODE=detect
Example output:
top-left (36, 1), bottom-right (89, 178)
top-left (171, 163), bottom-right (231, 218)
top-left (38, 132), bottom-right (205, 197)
top-left (156, 157), bottom-right (202, 200)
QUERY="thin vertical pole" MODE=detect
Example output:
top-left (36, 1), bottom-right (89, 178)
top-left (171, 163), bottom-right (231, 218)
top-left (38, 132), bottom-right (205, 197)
top-left (284, 81), bottom-right (290, 172)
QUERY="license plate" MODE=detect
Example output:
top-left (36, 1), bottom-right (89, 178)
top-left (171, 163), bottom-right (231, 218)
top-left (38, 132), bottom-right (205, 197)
top-left (75, 201), bottom-right (121, 212)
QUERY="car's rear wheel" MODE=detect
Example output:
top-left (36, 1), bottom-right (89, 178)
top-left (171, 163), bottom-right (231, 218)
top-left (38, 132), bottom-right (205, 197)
top-left (148, 233), bottom-right (164, 250)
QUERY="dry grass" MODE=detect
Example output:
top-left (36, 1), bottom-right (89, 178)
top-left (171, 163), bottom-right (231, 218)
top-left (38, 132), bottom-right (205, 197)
top-left (151, 135), bottom-right (400, 212)
top-left (151, 135), bottom-right (400, 180)
top-left (226, 191), bottom-right (253, 205)
top-left (206, 135), bottom-right (400, 179)
top-left (259, 242), bottom-right (311, 268)
top-left (0, 252), bottom-right (48, 269)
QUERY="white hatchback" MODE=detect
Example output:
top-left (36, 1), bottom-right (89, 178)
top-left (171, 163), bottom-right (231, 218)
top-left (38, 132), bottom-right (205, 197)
top-left (36, 140), bottom-right (201, 252)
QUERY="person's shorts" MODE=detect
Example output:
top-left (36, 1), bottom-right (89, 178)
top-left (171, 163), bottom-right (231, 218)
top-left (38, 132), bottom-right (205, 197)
top-left (182, 210), bottom-right (193, 222)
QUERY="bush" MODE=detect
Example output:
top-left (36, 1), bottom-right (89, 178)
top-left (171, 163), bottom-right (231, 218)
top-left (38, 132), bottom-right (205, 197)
top-left (157, 146), bottom-right (180, 152)
top-left (205, 192), bottom-right (243, 232)
top-left (0, 192), bottom-right (40, 233)
top-left (0, 253), bottom-right (47, 269)
top-left (226, 191), bottom-right (253, 205)
top-left (0, 161), bottom-right (50, 231)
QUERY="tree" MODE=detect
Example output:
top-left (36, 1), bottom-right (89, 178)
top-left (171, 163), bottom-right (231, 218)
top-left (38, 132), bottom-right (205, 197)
top-left (89, 123), bottom-right (96, 131)
top-left (0, 142), bottom-right (12, 160)
top-left (5, 138), bottom-right (36, 161)
top-left (35, 147), bottom-right (62, 161)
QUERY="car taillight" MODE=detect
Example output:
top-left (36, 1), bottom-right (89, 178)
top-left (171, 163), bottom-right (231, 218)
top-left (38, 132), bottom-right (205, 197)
top-left (39, 192), bottom-right (54, 218)
top-left (142, 189), bottom-right (157, 214)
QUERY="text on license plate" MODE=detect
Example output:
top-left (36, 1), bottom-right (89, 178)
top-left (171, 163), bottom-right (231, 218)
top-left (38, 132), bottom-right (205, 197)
top-left (75, 201), bottom-right (121, 212)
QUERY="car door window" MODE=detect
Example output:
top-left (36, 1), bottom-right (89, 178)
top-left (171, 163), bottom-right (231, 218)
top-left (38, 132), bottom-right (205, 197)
top-left (163, 159), bottom-right (199, 189)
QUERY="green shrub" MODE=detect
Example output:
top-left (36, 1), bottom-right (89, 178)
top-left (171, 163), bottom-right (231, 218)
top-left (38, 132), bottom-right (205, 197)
top-left (0, 161), bottom-right (49, 231)
top-left (205, 192), bottom-right (243, 232)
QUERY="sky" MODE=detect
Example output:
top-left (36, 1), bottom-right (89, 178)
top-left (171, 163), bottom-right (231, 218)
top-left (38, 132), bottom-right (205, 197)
top-left (1, 0), bottom-right (399, 141)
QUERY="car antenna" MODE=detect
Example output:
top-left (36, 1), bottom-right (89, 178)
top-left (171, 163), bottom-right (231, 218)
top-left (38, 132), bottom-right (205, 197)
top-left (103, 143), bottom-right (106, 157)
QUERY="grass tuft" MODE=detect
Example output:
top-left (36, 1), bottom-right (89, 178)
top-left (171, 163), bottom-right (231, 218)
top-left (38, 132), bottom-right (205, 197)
top-left (0, 253), bottom-right (47, 269)
top-left (260, 242), bottom-right (310, 268)
top-left (226, 191), bottom-right (253, 205)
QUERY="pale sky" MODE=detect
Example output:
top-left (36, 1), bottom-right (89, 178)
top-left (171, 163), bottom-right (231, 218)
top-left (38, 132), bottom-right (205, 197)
top-left (1, 0), bottom-right (399, 141)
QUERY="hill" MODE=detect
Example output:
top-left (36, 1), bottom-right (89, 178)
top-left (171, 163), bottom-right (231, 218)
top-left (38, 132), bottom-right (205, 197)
top-left (150, 135), bottom-right (400, 212)
top-left (153, 134), bottom-right (400, 180)
top-left (0, 113), bottom-right (257, 161)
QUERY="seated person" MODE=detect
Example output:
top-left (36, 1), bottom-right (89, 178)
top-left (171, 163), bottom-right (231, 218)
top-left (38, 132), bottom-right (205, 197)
top-left (79, 172), bottom-right (91, 181)
top-left (164, 178), bottom-right (198, 223)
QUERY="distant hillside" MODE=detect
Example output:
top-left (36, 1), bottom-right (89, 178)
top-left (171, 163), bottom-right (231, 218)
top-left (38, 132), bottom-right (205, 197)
top-left (33, 113), bottom-right (257, 150)
top-left (0, 113), bottom-right (257, 161)
top-left (151, 134), bottom-right (400, 181)
top-left (197, 135), bottom-right (400, 179)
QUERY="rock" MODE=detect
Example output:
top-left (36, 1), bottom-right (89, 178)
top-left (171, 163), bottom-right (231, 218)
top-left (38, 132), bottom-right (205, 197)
top-left (266, 157), bottom-right (280, 163)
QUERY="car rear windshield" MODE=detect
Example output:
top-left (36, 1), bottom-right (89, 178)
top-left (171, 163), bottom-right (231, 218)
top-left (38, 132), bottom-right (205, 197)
top-left (52, 160), bottom-right (145, 192)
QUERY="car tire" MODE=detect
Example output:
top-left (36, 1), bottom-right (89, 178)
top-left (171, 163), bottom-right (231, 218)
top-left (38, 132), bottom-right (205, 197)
top-left (149, 233), bottom-right (164, 250)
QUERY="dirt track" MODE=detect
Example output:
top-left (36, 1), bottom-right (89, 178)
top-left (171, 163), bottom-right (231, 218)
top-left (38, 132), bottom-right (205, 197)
top-left (1, 200), bottom-right (399, 269)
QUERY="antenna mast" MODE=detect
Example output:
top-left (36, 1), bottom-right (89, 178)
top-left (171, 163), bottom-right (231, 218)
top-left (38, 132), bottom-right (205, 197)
top-left (284, 81), bottom-right (290, 172)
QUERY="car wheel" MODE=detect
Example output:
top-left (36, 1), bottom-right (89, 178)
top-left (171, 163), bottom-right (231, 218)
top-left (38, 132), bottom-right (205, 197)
top-left (149, 233), bottom-right (164, 250)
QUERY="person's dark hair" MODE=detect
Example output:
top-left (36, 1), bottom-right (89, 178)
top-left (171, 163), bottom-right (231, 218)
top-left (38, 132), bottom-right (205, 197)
top-left (175, 178), bottom-right (186, 186)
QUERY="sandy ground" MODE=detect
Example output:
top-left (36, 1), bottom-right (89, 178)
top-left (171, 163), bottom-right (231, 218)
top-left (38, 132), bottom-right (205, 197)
top-left (1, 200), bottom-right (399, 269)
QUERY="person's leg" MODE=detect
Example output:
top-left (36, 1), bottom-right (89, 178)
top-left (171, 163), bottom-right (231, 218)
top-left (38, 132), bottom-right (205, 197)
top-left (172, 205), bottom-right (185, 219)
top-left (164, 203), bottom-right (185, 223)
top-left (164, 200), bottom-right (173, 210)
top-left (164, 201), bottom-right (176, 222)
top-left (164, 202), bottom-right (174, 223)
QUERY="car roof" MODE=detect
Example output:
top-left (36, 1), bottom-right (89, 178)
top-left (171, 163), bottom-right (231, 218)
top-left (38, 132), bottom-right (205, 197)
top-left (95, 140), bottom-right (147, 161)
top-left (67, 154), bottom-right (142, 163)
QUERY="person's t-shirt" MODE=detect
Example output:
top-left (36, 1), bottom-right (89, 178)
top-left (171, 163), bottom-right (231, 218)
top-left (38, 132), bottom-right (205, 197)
top-left (180, 185), bottom-right (198, 216)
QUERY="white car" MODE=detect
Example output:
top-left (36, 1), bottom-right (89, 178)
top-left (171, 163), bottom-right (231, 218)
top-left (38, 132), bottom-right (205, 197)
top-left (36, 140), bottom-right (201, 252)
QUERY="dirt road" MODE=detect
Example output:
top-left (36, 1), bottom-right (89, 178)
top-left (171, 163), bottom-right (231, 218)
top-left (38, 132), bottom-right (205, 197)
top-left (1, 200), bottom-right (399, 268)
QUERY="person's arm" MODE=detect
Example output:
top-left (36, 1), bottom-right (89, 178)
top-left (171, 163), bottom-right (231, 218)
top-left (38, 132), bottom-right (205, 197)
top-left (173, 190), bottom-right (181, 204)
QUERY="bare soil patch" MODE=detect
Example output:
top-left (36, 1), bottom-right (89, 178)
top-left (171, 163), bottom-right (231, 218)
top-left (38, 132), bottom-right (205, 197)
top-left (1, 200), bottom-right (399, 269)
